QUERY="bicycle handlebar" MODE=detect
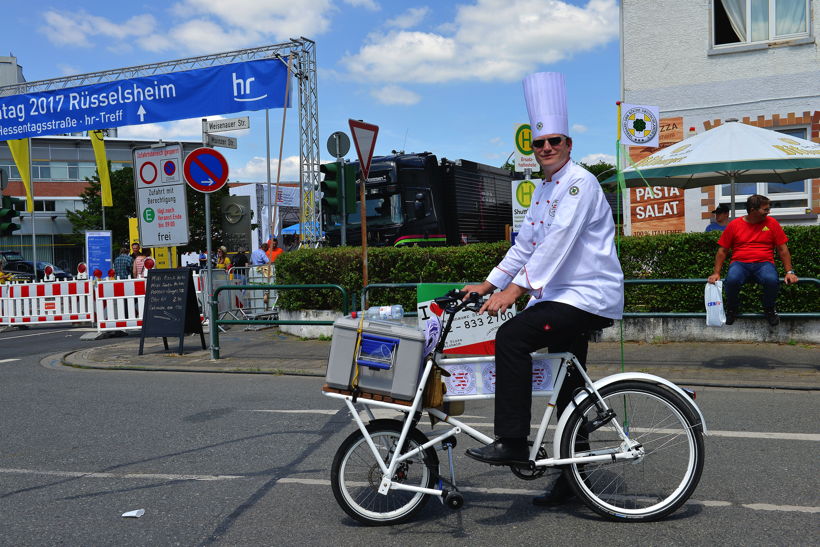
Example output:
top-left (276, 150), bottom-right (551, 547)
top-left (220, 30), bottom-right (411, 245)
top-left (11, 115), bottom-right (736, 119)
top-left (434, 289), bottom-right (483, 315)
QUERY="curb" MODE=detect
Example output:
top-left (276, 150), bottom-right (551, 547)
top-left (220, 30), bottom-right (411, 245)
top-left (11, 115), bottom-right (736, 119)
top-left (55, 349), bottom-right (818, 391)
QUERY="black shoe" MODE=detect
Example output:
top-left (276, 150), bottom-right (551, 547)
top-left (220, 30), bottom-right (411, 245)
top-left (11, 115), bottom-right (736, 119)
top-left (725, 308), bottom-right (737, 325)
top-left (764, 307), bottom-right (779, 326)
top-left (533, 475), bottom-right (575, 506)
top-left (465, 438), bottom-right (528, 466)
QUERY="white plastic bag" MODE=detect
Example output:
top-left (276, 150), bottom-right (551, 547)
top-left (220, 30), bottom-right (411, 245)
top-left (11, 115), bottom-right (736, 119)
top-left (704, 281), bottom-right (725, 327)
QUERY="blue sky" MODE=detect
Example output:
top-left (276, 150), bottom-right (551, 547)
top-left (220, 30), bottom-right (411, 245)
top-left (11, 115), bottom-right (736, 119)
top-left (5, 0), bottom-right (621, 181)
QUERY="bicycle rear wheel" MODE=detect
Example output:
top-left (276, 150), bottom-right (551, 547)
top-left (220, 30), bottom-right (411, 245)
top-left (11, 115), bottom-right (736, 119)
top-left (330, 420), bottom-right (438, 526)
top-left (560, 381), bottom-right (704, 521)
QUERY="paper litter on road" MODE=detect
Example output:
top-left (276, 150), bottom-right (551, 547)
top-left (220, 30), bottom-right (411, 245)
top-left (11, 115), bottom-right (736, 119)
top-left (121, 509), bottom-right (145, 518)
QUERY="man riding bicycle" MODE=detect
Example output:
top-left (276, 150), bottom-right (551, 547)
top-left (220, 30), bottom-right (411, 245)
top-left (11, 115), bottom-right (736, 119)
top-left (462, 72), bottom-right (624, 506)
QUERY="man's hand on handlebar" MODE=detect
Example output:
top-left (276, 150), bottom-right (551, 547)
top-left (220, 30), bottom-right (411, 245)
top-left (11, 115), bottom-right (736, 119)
top-left (462, 283), bottom-right (526, 316)
top-left (461, 281), bottom-right (494, 299)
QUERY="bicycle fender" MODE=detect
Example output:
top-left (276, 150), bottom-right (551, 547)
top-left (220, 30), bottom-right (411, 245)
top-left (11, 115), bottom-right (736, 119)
top-left (552, 373), bottom-right (709, 458)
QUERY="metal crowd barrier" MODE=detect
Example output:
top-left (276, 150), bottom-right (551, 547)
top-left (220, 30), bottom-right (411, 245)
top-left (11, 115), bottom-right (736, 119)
top-left (209, 283), bottom-right (348, 359)
top-left (359, 279), bottom-right (819, 320)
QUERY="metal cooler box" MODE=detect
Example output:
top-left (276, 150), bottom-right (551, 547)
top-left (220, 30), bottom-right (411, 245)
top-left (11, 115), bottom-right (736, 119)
top-left (325, 316), bottom-right (427, 401)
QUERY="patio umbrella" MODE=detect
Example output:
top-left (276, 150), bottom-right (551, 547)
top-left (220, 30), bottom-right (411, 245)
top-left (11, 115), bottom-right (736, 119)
top-left (605, 120), bottom-right (820, 216)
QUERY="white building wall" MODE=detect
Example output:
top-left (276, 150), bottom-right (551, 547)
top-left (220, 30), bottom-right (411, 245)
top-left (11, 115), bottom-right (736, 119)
top-left (624, 0), bottom-right (819, 109)
top-left (621, 0), bottom-right (820, 232)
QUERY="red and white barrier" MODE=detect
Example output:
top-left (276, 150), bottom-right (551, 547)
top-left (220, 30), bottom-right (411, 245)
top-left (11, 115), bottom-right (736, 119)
top-left (94, 272), bottom-right (205, 332)
top-left (1, 271), bottom-right (206, 331)
top-left (95, 277), bottom-right (146, 331)
top-left (0, 280), bottom-right (94, 326)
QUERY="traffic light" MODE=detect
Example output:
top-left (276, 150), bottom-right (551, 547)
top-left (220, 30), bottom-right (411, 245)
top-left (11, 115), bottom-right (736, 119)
top-left (0, 195), bottom-right (24, 236)
top-left (320, 162), bottom-right (357, 215)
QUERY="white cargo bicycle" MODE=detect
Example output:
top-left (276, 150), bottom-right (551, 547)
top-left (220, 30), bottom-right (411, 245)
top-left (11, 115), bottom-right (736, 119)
top-left (323, 290), bottom-right (706, 525)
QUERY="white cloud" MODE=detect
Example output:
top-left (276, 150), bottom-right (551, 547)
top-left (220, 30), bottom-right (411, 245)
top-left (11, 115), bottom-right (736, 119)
top-left (571, 124), bottom-right (588, 133)
top-left (343, 0), bottom-right (380, 10)
top-left (387, 7), bottom-right (429, 29)
top-left (40, 11), bottom-right (158, 48)
top-left (40, 1), bottom-right (344, 55)
top-left (117, 117), bottom-right (207, 140)
top-left (233, 155), bottom-right (302, 181)
top-left (57, 64), bottom-right (81, 76)
top-left (169, 0), bottom-right (336, 47)
top-left (371, 85), bottom-right (421, 105)
top-left (579, 153), bottom-right (615, 166)
top-left (116, 115), bottom-right (250, 141)
top-left (342, 0), bottom-right (618, 83)
top-left (169, 18), bottom-right (258, 54)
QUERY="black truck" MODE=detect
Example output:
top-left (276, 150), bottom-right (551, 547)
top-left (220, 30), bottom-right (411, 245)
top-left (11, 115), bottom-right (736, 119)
top-left (323, 152), bottom-right (512, 247)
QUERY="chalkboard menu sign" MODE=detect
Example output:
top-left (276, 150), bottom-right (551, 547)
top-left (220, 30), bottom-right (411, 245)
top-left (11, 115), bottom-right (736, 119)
top-left (139, 268), bottom-right (205, 355)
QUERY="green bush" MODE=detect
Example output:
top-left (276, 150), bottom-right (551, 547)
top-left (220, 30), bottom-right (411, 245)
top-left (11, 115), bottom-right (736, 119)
top-left (619, 226), bottom-right (818, 313)
top-left (275, 225), bottom-right (819, 313)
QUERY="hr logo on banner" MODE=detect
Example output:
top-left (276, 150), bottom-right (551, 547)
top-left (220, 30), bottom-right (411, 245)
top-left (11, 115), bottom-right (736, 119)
top-left (233, 73), bottom-right (267, 103)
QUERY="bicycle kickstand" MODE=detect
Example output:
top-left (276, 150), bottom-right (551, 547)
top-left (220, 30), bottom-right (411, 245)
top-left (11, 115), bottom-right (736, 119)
top-left (438, 439), bottom-right (464, 509)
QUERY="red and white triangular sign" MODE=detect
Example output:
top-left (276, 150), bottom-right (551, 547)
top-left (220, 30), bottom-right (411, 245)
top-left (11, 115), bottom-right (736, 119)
top-left (348, 119), bottom-right (379, 181)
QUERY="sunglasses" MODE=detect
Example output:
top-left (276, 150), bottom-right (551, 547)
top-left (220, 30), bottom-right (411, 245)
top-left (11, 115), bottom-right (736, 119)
top-left (532, 136), bottom-right (565, 149)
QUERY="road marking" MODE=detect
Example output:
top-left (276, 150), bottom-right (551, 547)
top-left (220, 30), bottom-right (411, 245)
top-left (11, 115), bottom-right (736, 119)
top-left (0, 468), bottom-right (242, 481)
top-left (244, 409), bottom-right (339, 415)
top-left (742, 503), bottom-right (820, 514)
top-left (0, 358), bottom-right (21, 363)
top-left (276, 477), bottom-right (819, 514)
top-left (5, 468), bottom-right (816, 514)
top-left (256, 410), bottom-right (820, 442)
top-left (0, 329), bottom-right (75, 340)
top-left (424, 421), bottom-right (820, 442)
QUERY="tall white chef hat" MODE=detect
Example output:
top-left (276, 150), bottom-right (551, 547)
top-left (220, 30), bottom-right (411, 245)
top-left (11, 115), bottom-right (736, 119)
top-left (523, 72), bottom-right (568, 139)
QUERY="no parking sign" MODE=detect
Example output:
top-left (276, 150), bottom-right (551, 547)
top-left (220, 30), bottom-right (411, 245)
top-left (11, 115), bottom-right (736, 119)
top-left (184, 147), bottom-right (229, 193)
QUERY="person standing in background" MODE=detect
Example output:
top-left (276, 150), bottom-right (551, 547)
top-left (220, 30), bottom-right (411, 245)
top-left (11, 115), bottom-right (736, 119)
top-left (266, 237), bottom-right (284, 263)
top-left (251, 243), bottom-right (269, 265)
top-left (113, 247), bottom-right (133, 279)
top-left (705, 204), bottom-right (730, 232)
top-left (133, 249), bottom-right (151, 278)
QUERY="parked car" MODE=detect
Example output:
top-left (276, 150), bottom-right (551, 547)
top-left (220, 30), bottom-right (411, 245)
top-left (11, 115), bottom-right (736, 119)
top-left (0, 250), bottom-right (25, 269)
top-left (2, 260), bottom-right (72, 281)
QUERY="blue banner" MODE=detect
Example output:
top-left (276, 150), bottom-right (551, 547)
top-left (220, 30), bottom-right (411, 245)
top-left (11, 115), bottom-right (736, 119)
top-left (0, 58), bottom-right (290, 141)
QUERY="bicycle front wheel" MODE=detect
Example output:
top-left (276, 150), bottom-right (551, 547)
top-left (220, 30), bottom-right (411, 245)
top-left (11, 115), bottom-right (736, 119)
top-left (330, 420), bottom-right (438, 526)
top-left (560, 381), bottom-right (704, 521)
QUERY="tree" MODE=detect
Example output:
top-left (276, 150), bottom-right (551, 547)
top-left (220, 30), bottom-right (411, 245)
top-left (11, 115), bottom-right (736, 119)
top-left (578, 161), bottom-right (617, 190)
top-left (66, 165), bottom-right (230, 252)
top-left (66, 166), bottom-right (135, 247)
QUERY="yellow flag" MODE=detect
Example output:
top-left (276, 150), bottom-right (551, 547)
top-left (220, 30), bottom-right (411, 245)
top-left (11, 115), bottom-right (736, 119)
top-left (7, 138), bottom-right (34, 212)
top-left (90, 130), bottom-right (113, 207)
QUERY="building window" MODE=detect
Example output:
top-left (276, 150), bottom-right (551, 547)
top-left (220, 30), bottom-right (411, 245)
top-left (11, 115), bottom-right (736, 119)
top-left (717, 127), bottom-right (810, 214)
top-left (34, 200), bottom-right (57, 212)
top-left (713, 0), bottom-right (809, 46)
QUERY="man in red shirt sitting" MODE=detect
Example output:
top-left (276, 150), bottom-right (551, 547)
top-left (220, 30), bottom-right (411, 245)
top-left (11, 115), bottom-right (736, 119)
top-left (707, 194), bottom-right (798, 326)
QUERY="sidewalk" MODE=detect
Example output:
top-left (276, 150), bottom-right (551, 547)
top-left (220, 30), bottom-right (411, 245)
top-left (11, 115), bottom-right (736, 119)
top-left (60, 327), bottom-right (819, 390)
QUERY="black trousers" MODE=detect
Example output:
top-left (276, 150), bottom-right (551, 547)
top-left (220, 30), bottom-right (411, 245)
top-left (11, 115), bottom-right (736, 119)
top-left (493, 301), bottom-right (612, 438)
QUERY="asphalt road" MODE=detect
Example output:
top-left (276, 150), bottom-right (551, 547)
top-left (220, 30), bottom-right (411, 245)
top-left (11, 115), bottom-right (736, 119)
top-left (0, 328), bottom-right (818, 546)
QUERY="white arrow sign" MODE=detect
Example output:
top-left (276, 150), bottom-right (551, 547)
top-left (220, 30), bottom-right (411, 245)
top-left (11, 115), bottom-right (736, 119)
top-left (137, 105), bottom-right (146, 122)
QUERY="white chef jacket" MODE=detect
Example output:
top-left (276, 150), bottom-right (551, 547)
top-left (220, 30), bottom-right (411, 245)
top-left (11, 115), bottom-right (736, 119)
top-left (487, 160), bottom-right (624, 319)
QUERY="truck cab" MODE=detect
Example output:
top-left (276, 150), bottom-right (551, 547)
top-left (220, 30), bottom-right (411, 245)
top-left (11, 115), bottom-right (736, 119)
top-left (324, 152), bottom-right (446, 247)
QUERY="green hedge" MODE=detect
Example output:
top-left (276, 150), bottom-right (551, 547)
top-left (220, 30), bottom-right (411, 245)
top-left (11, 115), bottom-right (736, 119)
top-left (275, 226), bottom-right (819, 314)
